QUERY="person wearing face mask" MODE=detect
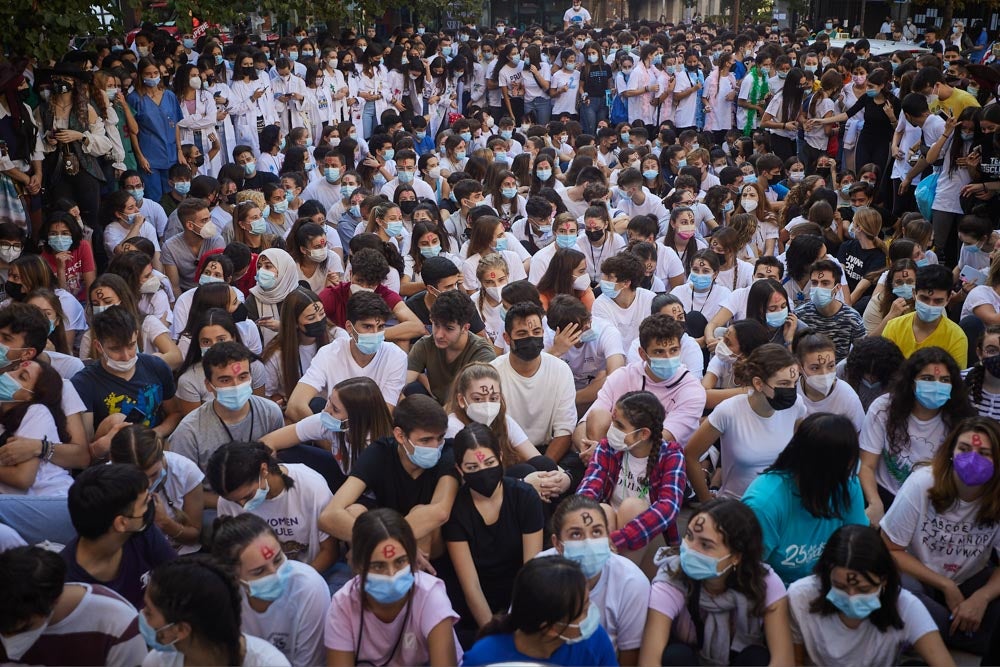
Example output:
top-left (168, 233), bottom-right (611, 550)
top-left (139, 557), bottom-right (290, 666)
top-left (859, 347), bottom-right (975, 526)
top-left (60, 464), bottom-right (177, 611)
top-left (536, 496), bottom-right (649, 665)
top-left (325, 508), bottom-right (462, 665)
top-left (787, 525), bottom-right (953, 667)
top-left (577, 390), bottom-right (687, 560)
top-left (686, 344), bottom-right (806, 502)
top-left (207, 440), bottom-right (336, 577)
top-left (72, 307), bottom-right (182, 448)
top-left (108, 425), bottom-right (203, 556)
top-left (792, 330), bottom-right (864, 427)
top-left (883, 264), bottom-right (969, 368)
top-left (160, 199), bottom-right (224, 293)
top-left (103, 189), bottom-right (163, 268)
top-left (879, 416), bottom-right (1000, 657)
top-left (640, 499), bottom-right (794, 667)
top-left (229, 56), bottom-right (278, 156)
top-left (463, 555), bottom-right (616, 666)
top-left (963, 326), bottom-right (1000, 420)
top-left (743, 413), bottom-right (868, 587)
top-left (841, 336), bottom-right (904, 412)
top-left (443, 424), bottom-right (544, 635)
top-left (210, 514), bottom-right (329, 666)
top-left (793, 260), bottom-right (866, 362)
top-left (0, 545), bottom-right (150, 665)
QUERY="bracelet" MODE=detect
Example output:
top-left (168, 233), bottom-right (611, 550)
top-left (45, 439), bottom-right (57, 463)
top-left (37, 437), bottom-right (49, 460)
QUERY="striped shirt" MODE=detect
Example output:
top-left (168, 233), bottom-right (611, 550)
top-left (794, 302), bottom-right (866, 362)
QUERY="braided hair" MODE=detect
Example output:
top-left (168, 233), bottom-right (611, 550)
top-left (966, 325), bottom-right (1000, 405)
top-left (614, 390), bottom-right (667, 492)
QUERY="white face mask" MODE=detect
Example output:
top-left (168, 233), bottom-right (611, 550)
top-left (741, 198), bottom-right (758, 212)
top-left (805, 372), bottom-right (836, 395)
top-left (0, 615), bottom-right (51, 660)
top-left (464, 399), bottom-right (501, 426)
top-left (606, 425), bottom-right (640, 452)
top-left (715, 339), bottom-right (737, 363)
top-left (573, 273), bottom-right (591, 291)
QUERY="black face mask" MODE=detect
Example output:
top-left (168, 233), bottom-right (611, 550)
top-left (714, 252), bottom-right (727, 265)
top-left (512, 335), bottom-right (544, 362)
top-left (464, 465), bottom-right (503, 496)
top-left (193, 155), bottom-right (205, 167)
top-left (231, 303), bottom-right (249, 323)
top-left (226, 193), bottom-right (237, 205)
top-left (52, 80), bottom-right (72, 95)
top-left (242, 66), bottom-right (256, 77)
top-left (302, 320), bottom-right (327, 339)
top-left (5, 282), bottom-right (23, 302)
top-left (764, 385), bottom-right (798, 411)
top-left (983, 354), bottom-right (1000, 378)
top-left (399, 200), bottom-right (418, 215)
top-left (585, 228), bottom-right (605, 243)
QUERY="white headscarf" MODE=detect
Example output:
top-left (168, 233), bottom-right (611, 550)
top-left (249, 248), bottom-right (300, 304)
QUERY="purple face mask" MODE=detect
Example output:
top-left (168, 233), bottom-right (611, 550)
top-left (954, 450), bottom-right (995, 487)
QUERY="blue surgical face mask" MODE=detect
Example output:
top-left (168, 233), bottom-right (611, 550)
top-left (743, 174), bottom-right (757, 184)
top-left (353, 329), bottom-right (384, 355)
top-left (723, 200), bottom-right (734, 213)
top-left (642, 169), bottom-right (659, 180)
top-left (493, 237), bottom-right (507, 252)
top-left (455, 150), bottom-right (467, 161)
top-left (214, 381), bottom-right (252, 411)
top-left (679, 540), bottom-right (732, 580)
top-left (600, 279), bottom-right (620, 299)
top-left (501, 187), bottom-right (518, 199)
top-left (321, 411), bottom-right (346, 432)
top-left (559, 603), bottom-right (600, 644)
top-left (811, 286), bottom-right (834, 308)
top-left (174, 181), bottom-right (191, 195)
top-left (915, 379), bottom-right (951, 409)
top-left (349, 204), bottom-right (362, 218)
top-left (127, 188), bottom-right (145, 203)
top-left (420, 244), bottom-right (442, 258)
top-left (138, 614), bottom-right (177, 652)
top-left (250, 217), bottom-right (268, 235)
top-left (825, 585), bottom-right (882, 619)
top-left (383, 149), bottom-right (395, 161)
top-left (915, 257), bottom-right (930, 267)
top-left (256, 269), bottom-right (277, 290)
top-left (48, 235), bottom-right (72, 252)
top-left (765, 307), bottom-right (788, 328)
top-left (243, 474), bottom-right (270, 511)
top-left (562, 537), bottom-right (611, 578)
top-left (244, 559), bottom-right (292, 601)
top-left (405, 438), bottom-right (442, 468)
top-left (892, 283), bottom-right (914, 300)
top-left (648, 355), bottom-right (681, 381)
top-left (398, 170), bottom-right (415, 184)
top-left (365, 566), bottom-right (415, 604)
top-left (537, 169), bottom-right (552, 181)
top-left (386, 221), bottom-right (404, 237)
top-left (689, 272), bottom-right (713, 290)
top-left (0, 372), bottom-right (25, 401)
top-left (199, 273), bottom-right (224, 286)
top-left (324, 167), bottom-right (340, 183)
top-left (556, 233), bottom-right (578, 249)
top-left (914, 299), bottom-right (943, 323)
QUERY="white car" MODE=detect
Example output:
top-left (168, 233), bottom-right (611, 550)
top-left (815, 38), bottom-right (931, 57)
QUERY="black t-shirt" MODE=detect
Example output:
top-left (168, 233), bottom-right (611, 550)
top-left (351, 437), bottom-right (458, 514)
top-left (837, 240), bottom-right (888, 291)
top-left (405, 291), bottom-right (486, 337)
top-left (442, 477), bottom-right (544, 610)
top-left (583, 64), bottom-right (612, 98)
top-left (240, 171), bottom-right (280, 192)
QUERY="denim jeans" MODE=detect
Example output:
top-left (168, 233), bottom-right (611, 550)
top-left (362, 101), bottom-right (376, 140)
top-left (525, 96), bottom-right (551, 126)
top-left (0, 496), bottom-right (76, 546)
top-left (580, 96), bottom-right (608, 135)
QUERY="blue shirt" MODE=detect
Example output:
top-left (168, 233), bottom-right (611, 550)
top-left (126, 89), bottom-right (183, 169)
top-left (463, 627), bottom-right (618, 666)
top-left (71, 354), bottom-right (175, 429)
top-left (414, 132), bottom-right (436, 157)
top-left (742, 470), bottom-right (868, 585)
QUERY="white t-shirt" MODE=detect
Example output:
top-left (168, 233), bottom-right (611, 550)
top-left (461, 249), bottom-right (527, 291)
top-left (591, 288), bottom-right (657, 352)
top-left (611, 450), bottom-right (650, 506)
top-left (705, 354), bottom-right (736, 389)
top-left (671, 282), bottom-right (733, 322)
top-left (158, 451), bottom-right (204, 555)
top-left (788, 575), bottom-right (938, 667)
top-left (719, 285), bottom-right (752, 321)
top-left (298, 337), bottom-right (407, 407)
top-left (550, 69), bottom-right (581, 115)
top-left (536, 547), bottom-right (649, 651)
top-left (446, 413), bottom-right (530, 449)
top-left (716, 259), bottom-right (755, 292)
top-left (708, 393), bottom-right (807, 498)
top-left (241, 560), bottom-right (329, 667)
top-left (563, 6), bottom-right (592, 24)
top-left (216, 463), bottom-right (333, 565)
top-left (263, 343), bottom-right (319, 397)
top-left (144, 634), bottom-right (290, 667)
top-left (491, 352), bottom-right (577, 447)
top-left (655, 243), bottom-right (686, 284)
top-left (673, 69), bottom-right (700, 128)
top-left (960, 284), bottom-right (1000, 321)
top-left (0, 404), bottom-right (71, 496)
top-left (797, 378), bottom-right (866, 433)
top-left (860, 394), bottom-right (948, 495)
top-left (626, 333), bottom-right (705, 380)
top-left (543, 319), bottom-right (625, 390)
top-left (881, 465), bottom-right (1000, 585)
top-left (577, 234), bottom-right (628, 283)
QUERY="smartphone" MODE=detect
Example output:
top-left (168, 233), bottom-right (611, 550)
top-left (960, 265), bottom-right (987, 286)
top-left (124, 407), bottom-right (147, 424)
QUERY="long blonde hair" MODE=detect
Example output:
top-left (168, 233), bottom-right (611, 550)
top-left (445, 363), bottom-right (518, 469)
top-left (853, 206), bottom-right (888, 255)
top-left (475, 252), bottom-right (510, 315)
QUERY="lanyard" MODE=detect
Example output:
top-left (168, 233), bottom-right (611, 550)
top-left (355, 596), bottom-right (412, 666)
top-left (216, 400), bottom-right (255, 442)
top-left (689, 282), bottom-right (715, 313)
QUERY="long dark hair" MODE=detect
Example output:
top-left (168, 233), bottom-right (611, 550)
top-left (351, 508), bottom-right (418, 606)
top-left (176, 308), bottom-right (246, 378)
top-left (885, 347), bottom-right (973, 456)
top-left (672, 499), bottom-right (770, 618)
top-left (205, 441), bottom-right (295, 498)
top-left (1, 361), bottom-right (68, 443)
top-left (262, 288), bottom-right (329, 397)
top-left (537, 248), bottom-right (585, 297)
top-left (147, 556), bottom-right (244, 665)
top-left (929, 416), bottom-right (1000, 524)
top-left (810, 525), bottom-right (903, 632)
top-left (329, 376), bottom-right (393, 473)
top-left (965, 325), bottom-right (1000, 405)
top-left (479, 556), bottom-right (587, 639)
top-left (745, 278), bottom-right (787, 329)
top-left (767, 413), bottom-right (859, 519)
top-left (779, 68), bottom-right (806, 122)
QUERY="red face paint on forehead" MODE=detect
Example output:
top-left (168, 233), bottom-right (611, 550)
top-left (232, 363), bottom-right (242, 375)
top-left (474, 450), bottom-right (485, 462)
top-left (972, 433), bottom-right (984, 447)
top-left (260, 544), bottom-right (276, 560)
top-left (382, 544), bottom-right (396, 559)
top-left (488, 271), bottom-right (496, 279)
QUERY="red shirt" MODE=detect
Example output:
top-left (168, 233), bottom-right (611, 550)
top-left (41, 240), bottom-right (96, 301)
top-left (320, 282), bottom-right (403, 327)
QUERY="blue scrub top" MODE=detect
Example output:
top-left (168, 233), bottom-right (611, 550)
top-left (127, 89), bottom-right (182, 170)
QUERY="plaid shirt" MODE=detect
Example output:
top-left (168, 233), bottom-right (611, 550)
top-left (578, 438), bottom-right (687, 551)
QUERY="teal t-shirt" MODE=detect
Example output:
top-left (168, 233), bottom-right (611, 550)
top-left (463, 627), bottom-right (618, 666)
top-left (742, 470), bottom-right (868, 585)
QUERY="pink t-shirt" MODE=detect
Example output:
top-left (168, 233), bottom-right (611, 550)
top-left (586, 361), bottom-right (707, 445)
top-left (649, 563), bottom-right (786, 645)
top-left (324, 571), bottom-right (462, 666)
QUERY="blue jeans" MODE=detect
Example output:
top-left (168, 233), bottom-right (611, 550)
top-left (362, 101), bottom-right (376, 140)
top-left (525, 96), bottom-right (551, 126)
top-left (0, 496), bottom-right (76, 546)
top-left (580, 96), bottom-right (608, 135)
